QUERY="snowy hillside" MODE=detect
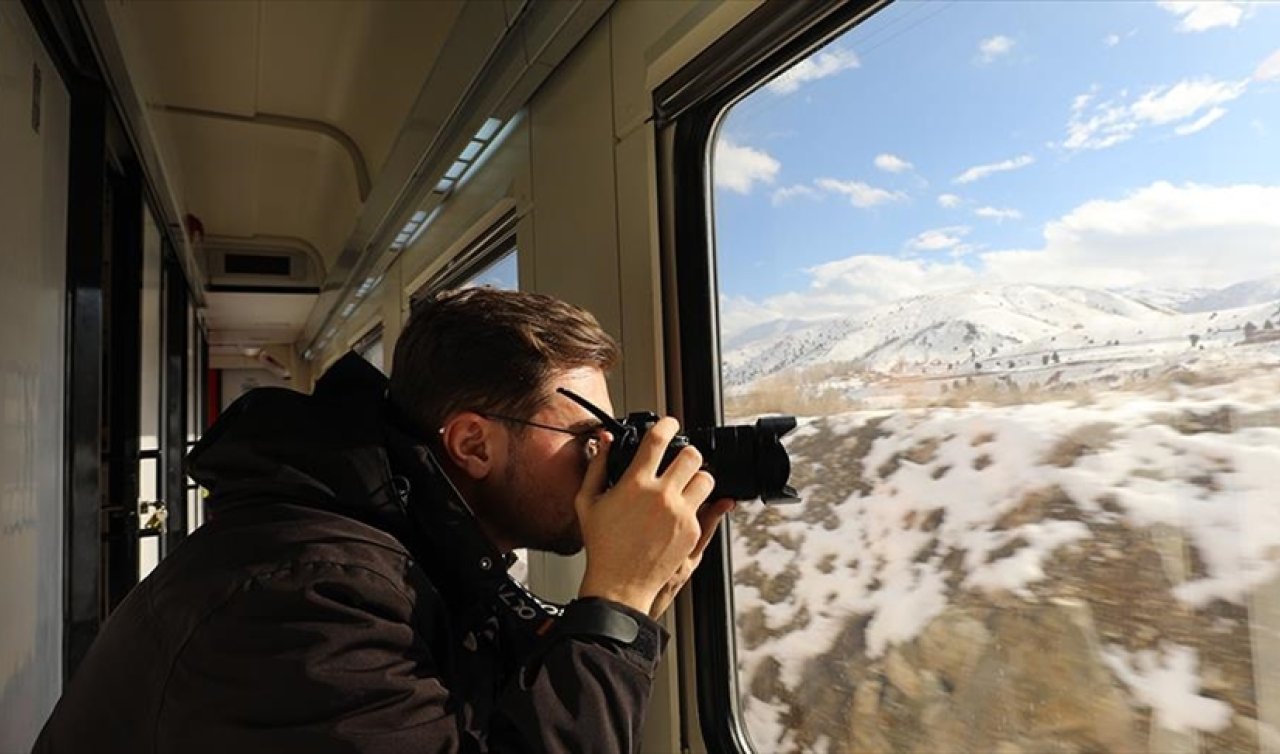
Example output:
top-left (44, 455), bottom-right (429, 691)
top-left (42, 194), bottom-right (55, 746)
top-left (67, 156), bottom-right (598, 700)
top-left (732, 371), bottom-right (1280, 753)
top-left (720, 275), bottom-right (1280, 753)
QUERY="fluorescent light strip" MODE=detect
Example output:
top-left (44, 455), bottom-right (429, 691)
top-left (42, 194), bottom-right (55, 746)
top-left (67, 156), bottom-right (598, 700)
top-left (475, 117), bottom-right (502, 141)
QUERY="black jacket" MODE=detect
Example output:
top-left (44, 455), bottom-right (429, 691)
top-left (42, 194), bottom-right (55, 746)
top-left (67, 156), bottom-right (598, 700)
top-left (35, 354), bottom-right (666, 753)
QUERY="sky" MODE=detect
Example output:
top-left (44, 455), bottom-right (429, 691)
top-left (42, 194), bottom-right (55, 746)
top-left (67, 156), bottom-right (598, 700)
top-left (712, 0), bottom-right (1280, 333)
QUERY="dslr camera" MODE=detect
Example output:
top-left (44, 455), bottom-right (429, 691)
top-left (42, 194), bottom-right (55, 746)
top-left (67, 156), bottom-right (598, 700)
top-left (558, 388), bottom-right (798, 504)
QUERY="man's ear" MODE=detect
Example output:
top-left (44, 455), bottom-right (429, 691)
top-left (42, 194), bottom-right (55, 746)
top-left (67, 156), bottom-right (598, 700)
top-left (438, 412), bottom-right (503, 481)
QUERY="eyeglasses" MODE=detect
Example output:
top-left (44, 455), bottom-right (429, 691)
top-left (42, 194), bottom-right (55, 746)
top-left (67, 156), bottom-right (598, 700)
top-left (478, 412), bottom-right (604, 456)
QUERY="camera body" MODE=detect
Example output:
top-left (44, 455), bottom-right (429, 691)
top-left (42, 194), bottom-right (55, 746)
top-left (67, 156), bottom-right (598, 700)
top-left (604, 411), bottom-right (798, 504)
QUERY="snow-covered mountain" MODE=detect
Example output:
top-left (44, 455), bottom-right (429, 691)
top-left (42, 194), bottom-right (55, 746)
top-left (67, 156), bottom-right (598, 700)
top-left (1110, 285), bottom-right (1209, 312)
top-left (1180, 273), bottom-right (1280, 313)
top-left (722, 281), bottom-right (1280, 389)
top-left (723, 284), bottom-right (1167, 386)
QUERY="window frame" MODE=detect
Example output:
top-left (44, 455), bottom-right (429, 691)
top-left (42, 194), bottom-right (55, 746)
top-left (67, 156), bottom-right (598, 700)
top-left (351, 322), bottom-right (386, 372)
top-left (653, 1), bottom-right (890, 751)
top-left (408, 208), bottom-right (519, 306)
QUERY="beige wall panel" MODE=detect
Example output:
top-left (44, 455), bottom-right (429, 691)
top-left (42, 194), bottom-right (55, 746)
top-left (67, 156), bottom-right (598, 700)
top-left (613, 125), bottom-right (665, 410)
top-left (609, 0), bottom-right (701, 139)
top-left (529, 24), bottom-right (623, 398)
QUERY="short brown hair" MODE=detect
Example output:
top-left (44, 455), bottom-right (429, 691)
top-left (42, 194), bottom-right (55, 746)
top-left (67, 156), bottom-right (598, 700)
top-left (389, 287), bottom-right (619, 434)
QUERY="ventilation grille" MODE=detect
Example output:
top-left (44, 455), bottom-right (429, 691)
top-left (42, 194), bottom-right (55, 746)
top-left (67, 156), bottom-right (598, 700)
top-left (224, 253), bottom-right (291, 276)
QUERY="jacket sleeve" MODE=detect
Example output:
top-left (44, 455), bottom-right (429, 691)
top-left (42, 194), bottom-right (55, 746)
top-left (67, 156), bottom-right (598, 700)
top-left (156, 559), bottom-right (667, 754)
top-left (489, 597), bottom-right (668, 754)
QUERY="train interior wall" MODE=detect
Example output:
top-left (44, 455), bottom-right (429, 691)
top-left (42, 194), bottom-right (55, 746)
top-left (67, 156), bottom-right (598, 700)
top-left (0, 3), bottom-right (70, 749)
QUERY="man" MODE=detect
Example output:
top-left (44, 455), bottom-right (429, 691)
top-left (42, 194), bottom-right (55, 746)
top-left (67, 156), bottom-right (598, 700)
top-left (35, 287), bottom-right (734, 753)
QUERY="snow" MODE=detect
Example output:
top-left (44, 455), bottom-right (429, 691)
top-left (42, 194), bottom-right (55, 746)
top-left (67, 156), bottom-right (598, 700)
top-left (731, 369), bottom-right (1280, 742)
top-left (725, 275), bottom-right (1280, 745)
top-left (1102, 644), bottom-right (1233, 733)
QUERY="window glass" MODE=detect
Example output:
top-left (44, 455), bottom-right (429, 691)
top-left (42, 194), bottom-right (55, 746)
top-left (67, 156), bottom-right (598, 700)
top-left (460, 249), bottom-right (518, 291)
top-left (186, 302), bottom-right (204, 533)
top-left (139, 208), bottom-right (163, 579)
top-left (356, 330), bottom-right (386, 374)
top-left (713, 3), bottom-right (1280, 752)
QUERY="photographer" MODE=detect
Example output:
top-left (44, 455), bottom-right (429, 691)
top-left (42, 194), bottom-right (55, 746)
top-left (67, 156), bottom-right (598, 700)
top-left (35, 287), bottom-right (734, 753)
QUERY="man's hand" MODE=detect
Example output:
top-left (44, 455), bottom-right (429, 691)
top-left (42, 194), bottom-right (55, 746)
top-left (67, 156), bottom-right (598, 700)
top-left (648, 497), bottom-right (735, 619)
top-left (575, 418), bottom-right (718, 615)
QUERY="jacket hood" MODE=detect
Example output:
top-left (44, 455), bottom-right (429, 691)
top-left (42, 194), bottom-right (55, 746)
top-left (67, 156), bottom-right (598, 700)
top-left (187, 353), bottom-right (515, 601)
top-left (188, 353), bottom-right (403, 524)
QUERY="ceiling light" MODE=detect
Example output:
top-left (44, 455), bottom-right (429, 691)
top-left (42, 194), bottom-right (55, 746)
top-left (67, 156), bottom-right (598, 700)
top-left (475, 117), bottom-right (502, 141)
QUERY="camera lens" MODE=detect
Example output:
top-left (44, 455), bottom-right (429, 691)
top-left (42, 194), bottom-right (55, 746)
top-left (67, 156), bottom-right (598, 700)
top-left (688, 416), bottom-right (798, 503)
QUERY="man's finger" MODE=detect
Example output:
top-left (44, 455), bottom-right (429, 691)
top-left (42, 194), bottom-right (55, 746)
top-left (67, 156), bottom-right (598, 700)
top-left (661, 445), bottom-right (703, 489)
top-left (627, 417), bottom-right (680, 477)
top-left (690, 498), bottom-right (735, 560)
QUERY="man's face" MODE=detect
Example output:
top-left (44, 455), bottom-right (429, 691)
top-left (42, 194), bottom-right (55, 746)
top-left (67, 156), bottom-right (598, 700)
top-left (478, 366), bottom-right (613, 555)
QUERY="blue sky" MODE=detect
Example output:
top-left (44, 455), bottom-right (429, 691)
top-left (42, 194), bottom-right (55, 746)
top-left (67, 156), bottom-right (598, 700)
top-left (713, 0), bottom-right (1280, 330)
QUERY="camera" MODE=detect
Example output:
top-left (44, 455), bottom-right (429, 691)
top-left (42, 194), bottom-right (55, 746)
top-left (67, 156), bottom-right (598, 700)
top-left (558, 388), bottom-right (798, 504)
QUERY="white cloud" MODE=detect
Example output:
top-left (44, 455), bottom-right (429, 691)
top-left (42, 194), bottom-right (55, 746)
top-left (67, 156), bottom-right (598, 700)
top-left (954, 155), bottom-right (1035, 184)
top-left (1131, 78), bottom-right (1247, 124)
top-left (1104, 33), bottom-right (1121, 47)
top-left (1158, 1), bottom-right (1246, 32)
top-left (937, 193), bottom-right (963, 209)
top-left (714, 140), bottom-right (780, 194)
top-left (771, 184), bottom-right (820, 206)
top-left (975, 206), bottom-right (1023, 221)
top-left (1063, 77), bottom-right (1247, 150)
top-left (874, 153), bottom-right (914, 173)
top-left (766, 48), bottom-right (860, 95)
top-left (907, 226), bottom-right (971, 252)
top-left (1257, 49), bottom-right (1280, 82)
top-left (719, 294), bottom-right (791, 343)
top-left (816, 178), bottom-right (907, 208)
top-left (734, 182), bottom-right (1280, 324)
top-left (1174, 106), bottom-right (1227, 136)
top-left (978, 35), bottom-right (1015, 63)
top-left (753, 255), bottom-right (980, 321)
top-left (981, 181), bottom-right (1280, 289)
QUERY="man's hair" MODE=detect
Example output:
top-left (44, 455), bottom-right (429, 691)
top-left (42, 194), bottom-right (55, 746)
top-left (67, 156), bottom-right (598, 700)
top-left (389, 287), bottom-right (619, 434)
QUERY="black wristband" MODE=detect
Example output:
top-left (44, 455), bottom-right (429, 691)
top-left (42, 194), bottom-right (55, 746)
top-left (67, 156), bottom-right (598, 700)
top-left (555, 598), bottom-right (641, 645)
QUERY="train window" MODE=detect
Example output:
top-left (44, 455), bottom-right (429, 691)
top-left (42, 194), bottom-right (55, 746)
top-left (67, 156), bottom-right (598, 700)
top-left (459, 249), bottom-right (517, 291)
top-left (408, 208), bottom-right (520, 306)
top-left (710, 2), bottom-right (1280, 752)
top-left (354, 325), bottom-right (386, 374)
top-left (186, 301), bottom-right (204, 533)
top-left (139, 209), bottom-right (164, 579)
